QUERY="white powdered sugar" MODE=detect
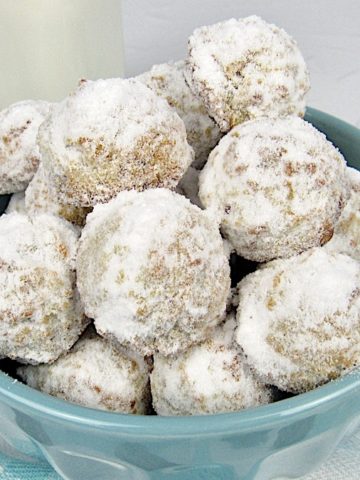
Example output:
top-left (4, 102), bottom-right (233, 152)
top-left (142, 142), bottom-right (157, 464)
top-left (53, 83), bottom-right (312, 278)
top-left (77, 188), bottom-right (230, 356)
top-left (324, 167), bottom-right (360, 261)
top-left (185, 15), bottom-right (310, 132)
top-left (25, 163), bottom-right (91, 226)
top-left (38, 78), bottom-right (193, 207)
top-left (5, 192), bottom-right (26, 214)
top-left (137, 60), bottom-right (222, 168)
top-left (236, 248), bottom-right (360, 393)
top-left (17, 327), bottom-right (151, 413)
top-left (199, 116), bottom-right (349, 262)
top-left (0, 100), bottom-right (51, 194)
top-left (151, 315), bottom-right (273, 415)
top-left (0, 213), bottom-right (88, 364)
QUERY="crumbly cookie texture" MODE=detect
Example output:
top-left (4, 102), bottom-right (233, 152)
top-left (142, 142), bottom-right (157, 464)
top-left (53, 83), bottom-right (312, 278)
top-left (38, 78), bottom-right (193, 207)
top-left (324, 167), bottom-right (360, 261)
top-left (5, 192), bottom-right (26, 214)
top-left (185, 15), bottom-right (310, 132)
top-left (25, 163), bottom-right (91, 227)
top-left (236, 248), bottom-right (360, 393)
top-left (137, 60), bottom-right (222, 169)
top-left (0, 100), bottom-right (51, 194)
top-left (17, 327), bottom-right (151, 413)
top-left (0, 213), bottom-right (88, 364)
top-left (199, 116), bottom-right (349, 262)
top-left (176, 166), bottom-right (202, 208)
top-left (77, 188), bottom-right (230, 356)
top-left (151, 315), bottom-right (273, 415)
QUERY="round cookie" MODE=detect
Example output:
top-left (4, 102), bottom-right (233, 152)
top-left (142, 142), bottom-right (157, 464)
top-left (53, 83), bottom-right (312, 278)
top-left (25, 163), bottom-right (91, 227)
top-left (17, 327), bottom-right (151, 413)
top-left (77, 188), bottom-right (230, 356)
top-left (185, 15), bottom-right (310, 132)
top-left (324, 166), bottom-right (360, 261)
top-left (199, 116), bottom-right (349, 262)
top-left (5, 192), bottom-right (26, 214)
top-left (236, 248), bottom-right (360, 393)
top-left (38, 78), bottom-right (193, 207)
top-left (137, 60), bottom-right (221, 168)
top-left (0, 213), bottom-right (88, 364)
top-left (0, 100), bottom-right (50, 194)
top-left (151, 315), bottom-right (273, 415)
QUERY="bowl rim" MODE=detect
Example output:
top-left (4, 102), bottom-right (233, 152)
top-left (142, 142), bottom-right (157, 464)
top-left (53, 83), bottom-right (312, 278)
top-left (1, 107), bottom-right (360, 437)
top-left (1, 368), bottom-right (360, 436)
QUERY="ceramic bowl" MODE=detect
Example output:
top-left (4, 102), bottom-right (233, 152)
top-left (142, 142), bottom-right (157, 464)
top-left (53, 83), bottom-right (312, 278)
top-left (0, 107), bottom-right (360, 480)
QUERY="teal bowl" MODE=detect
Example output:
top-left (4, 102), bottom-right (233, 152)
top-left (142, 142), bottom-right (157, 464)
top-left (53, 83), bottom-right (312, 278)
top-left (1, 107), bottom-right (360, 480)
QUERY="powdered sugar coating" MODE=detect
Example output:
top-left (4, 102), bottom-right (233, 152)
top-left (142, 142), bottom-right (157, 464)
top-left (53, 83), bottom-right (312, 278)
top-left (25, 163), bottom-right (91, 226)
top-left (77, 189), bottom-right (230, 356)
top-left (185, 16), bottom-right (310, 132)
top-left (324, 167), bottom-right (360, 261)
top-left (199, 116), bottom-right (349, 262)
top-left (236, 248), bottom-right (360, 393)
top-left (137, 60), bottom-right (221, 168)
top-left (5, 192), bottom-right (26, 214)
top-left (17, 328), bottom-right (151, 413)
top-left (38, 78), bottom-right (193, 207)
top-left (0, 100), bottom-right (50, 194)
top-left (0, 213), bottom-right (88, 364)
top-left (176, 166), bottom-right (202, 208)
top-left (151, 315), bottom-right (273, 415)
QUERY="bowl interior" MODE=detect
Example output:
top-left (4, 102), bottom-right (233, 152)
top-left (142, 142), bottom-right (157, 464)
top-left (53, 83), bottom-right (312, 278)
top-left (1, 106), bottom-right (360, 435)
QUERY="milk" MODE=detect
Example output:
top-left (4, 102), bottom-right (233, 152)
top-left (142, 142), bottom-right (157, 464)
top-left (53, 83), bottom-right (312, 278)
top-left (0, 0), bottom-right (124, 109)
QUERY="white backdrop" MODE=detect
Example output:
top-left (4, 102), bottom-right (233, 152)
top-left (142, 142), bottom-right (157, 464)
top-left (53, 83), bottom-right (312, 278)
top-left (122, 0), bottom-right (360, 127)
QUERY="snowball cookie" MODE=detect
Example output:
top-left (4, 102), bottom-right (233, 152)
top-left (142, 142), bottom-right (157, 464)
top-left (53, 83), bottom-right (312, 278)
top-left (185, 16), bottom-right (310, 132)
top-left (17, 327), bottom-right (151, 413)
top-left (0, 100), bottom-right (50, 194)
top-left (0, 213), bottom-right (88, 364)
top-left (236, 248), bottom-right (360, 393)
top-left (25, 163), bottom-right (91, 227)
top-left (324, 167), bottom-right (360, 261)
top-left (151, 315), bottom-right (273, 415)
top-left (176, 166), bottom-right (202, 208)
top-left (5, 192), bottom-right (26, 214)
top-left (38, 78), bottom-right (193, 207)
top-left (137, 60), bottom-right (221, 169)
top-left (77, 188), bottom-right (230, 356)
top-left (199, 116), bottom-right (349, 262)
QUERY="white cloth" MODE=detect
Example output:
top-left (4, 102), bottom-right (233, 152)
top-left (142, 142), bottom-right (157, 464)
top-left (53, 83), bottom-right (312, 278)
top-left (302, 428), bottom-right (360, 479)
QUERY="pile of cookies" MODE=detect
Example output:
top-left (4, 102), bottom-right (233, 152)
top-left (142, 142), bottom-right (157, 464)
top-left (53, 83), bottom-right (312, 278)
top-left (1, 16), bottom-right (360, 416)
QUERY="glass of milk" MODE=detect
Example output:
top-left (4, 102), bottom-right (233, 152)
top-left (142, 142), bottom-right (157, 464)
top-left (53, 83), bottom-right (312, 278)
top-left (0, 0), bottom-right (124, 109)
